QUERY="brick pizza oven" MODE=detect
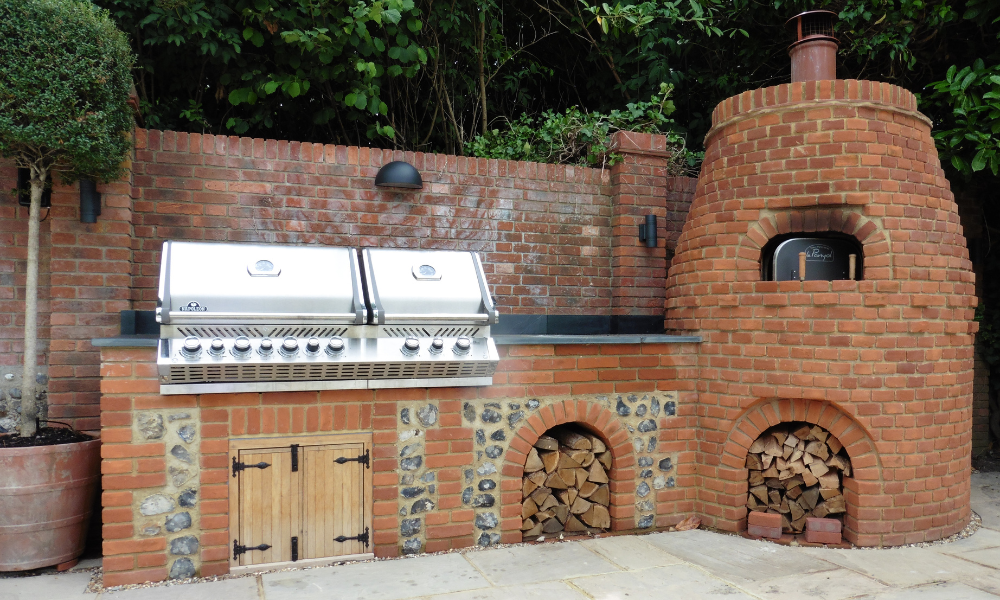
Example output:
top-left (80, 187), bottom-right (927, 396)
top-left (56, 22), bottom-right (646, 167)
top-left (665, 78), bottom-right (977, 545)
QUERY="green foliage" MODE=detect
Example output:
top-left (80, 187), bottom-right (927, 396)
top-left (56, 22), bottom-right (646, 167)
top-left (927, 62), bottom-right (1000, 177)
top-left (466, 83), bottom-right (690, 169)
top-left (0, 0), bottom-right (134, 182)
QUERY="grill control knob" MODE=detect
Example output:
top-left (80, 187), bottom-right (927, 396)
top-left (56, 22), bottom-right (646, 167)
top-left (280, 337), bottom-right (299, 357)
top-left (402, 337), bottom-right (420, 355)
top-left (430, 337), bottom-right (444, 353)
top-left (232, 336), bottom-right (252, 358)
top-left (180, 336), bottom-right (202, 358)
top-left (326, 337), bottom-right (346, 356)
top-left (306, 337), bottom-right (321, 354)
top-left (208, 338), bottom-right (225, 356)
top-left (258, 338), bottom-right (273, 356)
top-left (453, 336), bottom-right (472, 355)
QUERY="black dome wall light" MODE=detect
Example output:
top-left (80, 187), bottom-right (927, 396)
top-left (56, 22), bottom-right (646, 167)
top-left (374, 161), bottom-right (423, 190)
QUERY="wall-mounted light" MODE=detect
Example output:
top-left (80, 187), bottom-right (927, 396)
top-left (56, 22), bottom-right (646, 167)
top-left (638, 215), bottom-right (657, 248)
top-left (79, 179), bottom-right (101, 223)
top-left (16, 168), bottom-right (52, 208)
top-left (374, 161), bottom-right (423, 190)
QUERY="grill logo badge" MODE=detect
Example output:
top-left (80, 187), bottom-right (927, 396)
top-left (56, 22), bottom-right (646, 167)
top-left (179, 301), bottom-right (208, 312)
top-left (804, 244), bottom-right (834, 262)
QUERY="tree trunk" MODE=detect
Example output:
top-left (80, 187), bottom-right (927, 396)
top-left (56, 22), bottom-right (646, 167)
top-left (477, 14), bottom-right (488, 136)
top-left (20, 165), bottom-right (46, 437)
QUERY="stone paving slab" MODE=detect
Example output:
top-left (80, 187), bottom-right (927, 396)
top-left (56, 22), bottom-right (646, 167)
top-left (417, 581), bottom-right (589, 600)
top-left (462, 541), bottom-right (621, 587)
top-left (974, 472), bottom-right (1000, 531)
top-left (0, 572), bottom-right (95, 600)
top-left (578, 535), bottom-right (683, 571)
top-left (739, 568), bottom-right (890, 599)
top-left (931, 527), bottom-right (1000, 554)
top-left (852, 581), bottom-right (1000, 599)
top-left (800, 547), bottom-right (1000, 588)
top-left (262, 553), bottom-right (489, 600)
top-left (101, 578), bottom-right (259, 600)
top-left (642, 529), bottom-right (837, 583)
top-left (569, 563), bottom-right (757, 600)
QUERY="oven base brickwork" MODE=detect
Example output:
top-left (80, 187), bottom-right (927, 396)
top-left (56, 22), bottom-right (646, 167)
top-left (100, 342), bottom-right (698, 586)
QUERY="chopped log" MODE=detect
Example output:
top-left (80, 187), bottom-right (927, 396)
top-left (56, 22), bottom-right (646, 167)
top-left (789, 499), bottom-right (805, 521)
top-left (528, 470), bottom-right (547, 486)
top-left (554, 430), bottom-right (592, 450)
top-left (588, 484), bottom-right (610, 506)
top-left (541, 451), bottom-right (560, 473)
top-left (553, 504), bottom-right (569, 524)
top-left (791, 515), bottom-right (807, 532)
top-left (784, 433), bottom-right (799, 447)
top-left (522, 497), bottom-right (539, 519)
top-left (542, 517), bottom-right (565, 533)
top-left (750, 485), bottom-right (768, 502)
top-left (786, 485), bottom-right (802, 499)
top-left (525, 448), bottom-right (545, 473)
top-left (782, 445), bottom-right (794, 460)
top-left (812, 502), bottom-right (830, 518)
top-left (557, 469), bottom-right (577, 488)
top-left (588, 461), bottom-right (609, 483)
top-left (588, 436), bottom-right (607, 453)
top-left (746, 454), bottom-right (763, 470)
top-left (809, 426), bottom-right (829, 443)
top-left (574, 468), bottom-right (589, 488)
top-left (762, 454), bottom-right (774, 469)
top-left (581, 504), bottom-right (611, 529)
top-left (793, 425), bottom-right (812, 439)
top-left (764, 437), bottom-right (783, 457)
top-left (525, 522), bottom-right (543, 537)
top-left (545, 471), bottom-right (569, 490)
top-left (749, 438), bottom-right (766, 454)
top-left (800, 487), bottom-right (820, 510)
top-left (749, 471), bottom-right (765, 486)
top-left (529, 486), bottom-right (551, 504)
top-left (818, 473), bottom-right (840, 489)
top-left (769, 490), bottom-right (781, 505)
top-left (820, 488), bottom-right (841, 500)
top-left (778, 497), bottom-right (790, 514)
top-left (789, 459), bottom-right (806, 475)
top-left (826, 454), bottom-right (850, 474)
top-left (781, 514), bottom-right (793, 533)
top-left (802, 471), bottom-right (819, 487)
top-left (825, 495), bottom-right (846, 514)
top-left (808, 461), bottom-right (830, 478)
top-left (523, 477), bottom-right (540, 497)
top-left (565, 514), bottom-right (588, 532)
top-left (558, 453), bottom-right (582, 470)
top-left (570, 496), bottom-right (592, 515)
top-left (522, 518), bottom-right (536, 531)
top-left (570, 449), bottom-right (595, 467)
top-left (535, 509), bottom-right (554, 522)
top-left (776, 457), bottom-right (788, 471)
top-left (784, 475), bottom-right (804, 489)
top-left (765, 477), bottom-right (783, 489)
top-left (556, 489), bottom-right (573, 506)
top-left (790, 449), bottom-right (803, 463)
top-left (805, 441), bottom-right (830, 460)
top-left (538, 495), bottom-right (559, 512)
top-left (762, 465), bottom-right (779, 478)
top-left (826, 435), bottom-right (843, 454)
top-left (802, 452), bottom-right (813, 466)
top-left (773, 431), bottom-right (788, 445)
top-left (579, 481), bottom-right (599, 498)
top-left (534, 435), bottom-right (559, 451)
top-left (747, 495), bottom-right (760, 510)
top-left (597, 451), bottom-right (612, 470)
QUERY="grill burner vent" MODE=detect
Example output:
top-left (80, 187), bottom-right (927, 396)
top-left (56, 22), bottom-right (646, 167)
top-left (167, 361), bottom-right (494, 383)
top-left (383, 326), bottom-right (481, 338)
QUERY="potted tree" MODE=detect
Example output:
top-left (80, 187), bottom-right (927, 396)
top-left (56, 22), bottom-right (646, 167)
top-left (0, 0), bottom-right (133, 571)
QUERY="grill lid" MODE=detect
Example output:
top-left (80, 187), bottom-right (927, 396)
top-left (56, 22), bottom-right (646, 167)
top-left (363, 249), bottom-right (498, 325)
top-left (157, 241), bottom-right (366, 325)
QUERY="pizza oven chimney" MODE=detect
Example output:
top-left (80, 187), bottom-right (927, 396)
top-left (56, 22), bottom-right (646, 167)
top-left (786, 10), bottom-right (838, 82)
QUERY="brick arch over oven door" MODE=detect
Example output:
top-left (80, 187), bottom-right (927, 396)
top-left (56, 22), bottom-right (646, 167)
top-left (737, 209), bottom-right (891, 280)
top-left (502, 399), bottom-right (639, 539)
top-left (719, 397), bottom-right (884, 545)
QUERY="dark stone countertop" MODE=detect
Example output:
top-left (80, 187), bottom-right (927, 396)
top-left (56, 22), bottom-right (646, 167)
top-left (92, 334), bottom-right (701, 347)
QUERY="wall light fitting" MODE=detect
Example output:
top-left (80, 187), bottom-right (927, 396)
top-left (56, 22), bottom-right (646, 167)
top-left (374, 161), bottom-right (423, 190)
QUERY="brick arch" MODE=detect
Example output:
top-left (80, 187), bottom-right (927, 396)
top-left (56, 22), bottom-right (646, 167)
top-left (501, 399), bottom-right (638, 540)
top-left (718, 397), bottom-right (883, 544)
top-left (736, 209), bottom-right (891, 277)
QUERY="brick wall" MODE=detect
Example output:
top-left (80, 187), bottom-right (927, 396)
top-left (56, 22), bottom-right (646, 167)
top-left (99, 341), bottom-right (699, 586)
top-left (2, 134), bottom-right (696, 431)
top-left (666, 79), bottom-right (977, 545)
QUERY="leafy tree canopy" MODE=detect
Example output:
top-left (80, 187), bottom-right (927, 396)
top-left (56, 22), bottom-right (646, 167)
top-left (0, 0), bottom-right (134, 182)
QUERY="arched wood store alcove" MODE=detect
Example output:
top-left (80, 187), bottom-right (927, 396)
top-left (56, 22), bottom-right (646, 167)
top-left (521, 424), bottom-right (612, 538)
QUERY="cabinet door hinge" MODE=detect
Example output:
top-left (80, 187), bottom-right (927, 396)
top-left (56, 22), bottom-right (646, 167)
top-left (333, 448), bottom-right (370, 469)
top-left (291, 536), bottom-right (299, 562)
top-left (291, 444), bottom-right (300, 472)
top-left (334, 527), bottom-right (370, 548)
top-left (233, 539), bottom-right (271, 559)
top-left (232, 456), bottom-right (271, 477)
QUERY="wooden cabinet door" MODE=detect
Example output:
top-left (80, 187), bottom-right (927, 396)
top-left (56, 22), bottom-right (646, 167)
top-left (232, 445), bottom-right (301, 567)
top-left (300, 442), bottom-right (371, 559)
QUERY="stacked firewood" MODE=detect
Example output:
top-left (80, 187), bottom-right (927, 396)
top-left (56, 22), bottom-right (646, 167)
top-left (746, 423), bottom-right (851, 533)
top-left (521, 428), bottom-right (612, 538)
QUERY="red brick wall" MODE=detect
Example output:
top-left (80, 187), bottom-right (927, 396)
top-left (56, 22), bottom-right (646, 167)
top-left (99, 341), bottom-right (699, 586)
top-left (666, 79), bottom-right (978, 545)
top-left (2, 136), bottom-right (695, 431)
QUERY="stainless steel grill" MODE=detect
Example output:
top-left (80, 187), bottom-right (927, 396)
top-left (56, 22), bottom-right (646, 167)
top-left (156, 241), bottom-right (499, 395)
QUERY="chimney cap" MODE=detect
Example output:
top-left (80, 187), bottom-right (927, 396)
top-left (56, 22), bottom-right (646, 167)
top-left (785, 10), bottom-right (838, 48)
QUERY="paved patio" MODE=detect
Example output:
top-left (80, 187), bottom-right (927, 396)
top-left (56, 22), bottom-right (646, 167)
top-left (5, 471), bottom-right (1000, 600)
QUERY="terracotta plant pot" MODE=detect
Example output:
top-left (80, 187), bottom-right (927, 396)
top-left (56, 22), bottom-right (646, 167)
top-left (0, 438), bottom-right (100, 571)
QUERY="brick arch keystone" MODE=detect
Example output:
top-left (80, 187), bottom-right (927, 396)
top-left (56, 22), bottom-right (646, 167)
top-left (736, 209), bottom-right (890, 275)
top-left (719, 397), bottom-right (883, 543)
top-left (502, 399), bottom-right (638, 539)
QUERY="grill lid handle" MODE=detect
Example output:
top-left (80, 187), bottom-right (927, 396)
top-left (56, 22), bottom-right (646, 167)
top-left (472, 252), bottom-right (499, 325)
